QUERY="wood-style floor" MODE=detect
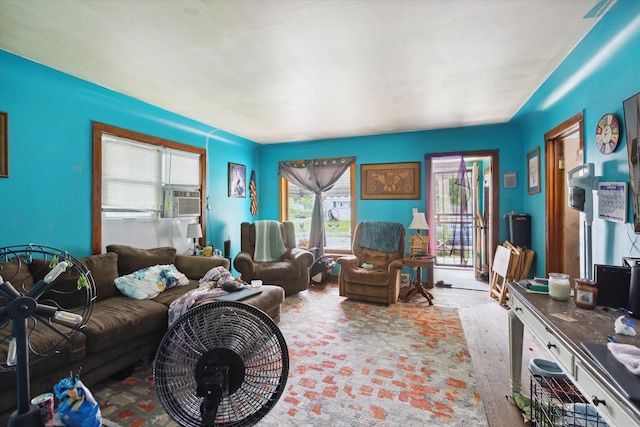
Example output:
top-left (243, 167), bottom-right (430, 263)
top-left (428, 267), bottom-right (548, 427)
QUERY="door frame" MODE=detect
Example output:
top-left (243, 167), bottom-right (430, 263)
top-left (425, 150), bottom-right (499, 271)
top-left (544, 112), bottom-right (584, 275)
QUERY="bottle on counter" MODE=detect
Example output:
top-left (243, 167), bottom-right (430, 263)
top-left (548, 272), bottom-right (571, 301)
top-left (574, 278), bottom-right (598, 309)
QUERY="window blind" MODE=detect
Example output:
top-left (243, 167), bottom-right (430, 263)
top-left (102, 135), bottom-right (163, 211)
top-left (165, 148), bottom-right (200, 186)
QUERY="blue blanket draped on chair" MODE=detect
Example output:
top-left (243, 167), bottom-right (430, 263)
top-left (360, 221), bottom-right (403, 252)
top-left (254, 220), bottom-right (287, 262)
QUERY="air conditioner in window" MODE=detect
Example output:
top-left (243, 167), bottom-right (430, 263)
top-left (164, 189), bottom-right (201, 217)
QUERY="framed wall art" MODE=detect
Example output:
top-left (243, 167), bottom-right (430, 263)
top-left (527, 147), bottom-right (540, 194)
top-left (0, 112), bottom-right (7, 178)
top-left (624, 92), bottom-right (640, 232)
top-left (503, 171), bottom-right (517, 189)
top-left (228, 162), bottom-right (246, 198)
top-left (361, 162), bottom-right (420, 200)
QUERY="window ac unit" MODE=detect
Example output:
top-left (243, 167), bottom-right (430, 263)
top-left (164, 189), bottom-right (201, 217)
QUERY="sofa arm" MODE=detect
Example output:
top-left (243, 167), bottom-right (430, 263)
top-left (288, 248), bottom-right (314, 268)
top-left (336, 255), bottom-right (359, 268)
top-left (175, 255), bottom-right (230, 280)
top-left (233, 251), bottom-right (256, 280)
top-left (388, 259), bottom-right (404, 275)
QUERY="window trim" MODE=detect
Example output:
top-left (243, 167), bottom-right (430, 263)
top-left (92, 122), bottom-right (206, 254)
top-left (278, 162), bottom-right (356, 255)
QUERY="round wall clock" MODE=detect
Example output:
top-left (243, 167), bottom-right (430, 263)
top-left (595, 113), bottom-right (620, 155)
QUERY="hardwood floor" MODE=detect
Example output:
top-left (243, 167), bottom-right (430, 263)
top-left (428, 267), bottom-right (548, 427)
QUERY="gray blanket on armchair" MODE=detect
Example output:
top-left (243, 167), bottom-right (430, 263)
top-left (360, 221), bottom-right (403, 252)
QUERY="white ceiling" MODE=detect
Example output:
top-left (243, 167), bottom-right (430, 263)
top-left (0, 0), bottom-right (612, 144)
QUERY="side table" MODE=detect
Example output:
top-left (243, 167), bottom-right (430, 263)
top-left (403, 256), bottom-right (435, 305)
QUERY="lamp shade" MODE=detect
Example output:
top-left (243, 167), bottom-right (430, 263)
top-left (186, 223), bottom-right (203, 239)
top-left (409, 212), bottom-right (429, 231)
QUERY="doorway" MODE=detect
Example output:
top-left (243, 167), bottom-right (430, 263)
top-left (545, 113), bottom-right (584, 281)
top-left (426, 150), bottom-right (499, 280)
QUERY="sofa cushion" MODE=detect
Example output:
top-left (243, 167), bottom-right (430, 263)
top-left (80, 296), bottom-right (168, 353)
top-left (152, 280), bottom-right (199, 306)
top-left (0, 256), bottom-right (34, 294)
top-left (106, 245), bottom-right (177, 276)
top-left (52, 253), bottom-right (120, 305)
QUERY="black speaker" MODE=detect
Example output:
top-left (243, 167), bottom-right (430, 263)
top-left (224, 239), bottom-right (231, 259)
top-left (505, 213), bottom-right (531, 248)
top-left (630, 264), bottom-right (640, 319)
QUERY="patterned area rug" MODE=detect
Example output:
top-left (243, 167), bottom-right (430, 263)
top-left (92, 284), bottom-right (487, 426)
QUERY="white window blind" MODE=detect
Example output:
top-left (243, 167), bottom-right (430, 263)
top-left (102, 135), bottom-right (163, 211)
top-left (165, 149), bottom-right (200, 186)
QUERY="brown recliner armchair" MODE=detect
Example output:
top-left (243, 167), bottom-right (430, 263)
top-left (234, 221), bottom-right (314, 296)
top-left (337, 221), bottom-right (405, 304)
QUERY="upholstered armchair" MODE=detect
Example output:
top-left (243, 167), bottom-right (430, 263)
top-left (234, 221), bottom-right (314, 296)
top-left (337, 221), bottom-right (405, 304)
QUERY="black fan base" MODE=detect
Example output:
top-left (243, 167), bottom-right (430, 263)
top-left (8, 405), bottom-right (45, 427)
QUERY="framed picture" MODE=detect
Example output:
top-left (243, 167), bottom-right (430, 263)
top-left (0, 112), bottom-right (7, 178)
top-left (624, 92), bottom-right (640, 232)
top-left (527, 147), bottom-right (540, 194)
top-left (503, 171), bottom-right (517, 189)
top-left (228, 162), bottom-right (246, 198)
top-left (361, 162), bottom-right (420, 199)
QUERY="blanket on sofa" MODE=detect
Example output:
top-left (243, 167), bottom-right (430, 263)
top-left (360, 221), bottom-right (403, 252)
top-left (254, 220), bottom-right (287, 262)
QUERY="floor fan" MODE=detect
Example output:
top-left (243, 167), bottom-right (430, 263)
top-left (0, 244), bottom-right (96, 427)
top-left (154, 301), bottom-right (289, 427)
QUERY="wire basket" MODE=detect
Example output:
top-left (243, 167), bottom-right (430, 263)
top-left (530, 373), bottom-right (609, 427)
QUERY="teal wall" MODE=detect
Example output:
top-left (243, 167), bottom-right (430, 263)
top-left (0, 51), bottom-right (258, 257)
top-left (1, 0), bottom-right (639, 279)
top-left (257, 125), bottom-right (523, 247)
top-left (512, 0), bottom-right (640, 276)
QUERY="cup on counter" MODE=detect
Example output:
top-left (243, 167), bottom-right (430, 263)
top-left (31, 392), bottom-right (54, 426)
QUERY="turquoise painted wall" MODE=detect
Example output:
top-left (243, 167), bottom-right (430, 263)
top-left (258, 124), bottom-right (524, 254)
top-left (1, 0), bottom-right (638, 280)
top-left (512, 0), bottom-right (640, 277)
top-left (0, 51), bottom-right (258, 258)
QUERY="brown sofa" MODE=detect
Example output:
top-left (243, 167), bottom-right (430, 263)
top-left (234, 221), bottom-right (314, 296)
top-left (337, 221), bottom-right (405, 304)
top-left (0, 245), bottom-right (284, 424)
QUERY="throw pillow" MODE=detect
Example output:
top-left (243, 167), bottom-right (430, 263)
top-left (106, 245), bottom-right (177, 276)
top-left (115, 264), bottom-right (188, 299)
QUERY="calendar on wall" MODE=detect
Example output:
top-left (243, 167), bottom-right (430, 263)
top-left (598, 182), bottom-right (627, 223)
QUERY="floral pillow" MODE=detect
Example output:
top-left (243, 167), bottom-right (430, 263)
top-left (115, 264), bottom-right (189, 299)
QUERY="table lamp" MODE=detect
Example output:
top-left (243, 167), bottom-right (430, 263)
top-left (186, 223), bottom-right (203, 254)
top-left (408, 210), bottom-right (429, 255)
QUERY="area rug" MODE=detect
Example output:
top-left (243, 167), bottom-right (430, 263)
top-left (92, 285), bottom-right (487, 426)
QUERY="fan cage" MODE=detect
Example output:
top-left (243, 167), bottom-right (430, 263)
top-left (0, 244), bottom-right (97, 372)
top-left (155, 301), bottom-right (289, 427)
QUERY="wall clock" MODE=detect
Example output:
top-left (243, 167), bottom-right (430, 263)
top-left (595, 113), bottom-right (620, 155)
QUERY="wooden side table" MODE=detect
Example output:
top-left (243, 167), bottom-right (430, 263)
top-left (403, 256), bottom-right (435, 305)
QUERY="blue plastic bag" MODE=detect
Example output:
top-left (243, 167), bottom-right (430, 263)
top-left (53, 374), bottom-right (102, 427)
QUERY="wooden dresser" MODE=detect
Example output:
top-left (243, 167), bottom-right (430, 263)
top-left (507, 283), bottom-right (640, 426)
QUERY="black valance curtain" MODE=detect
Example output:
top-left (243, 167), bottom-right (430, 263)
top-left (279, 157), bottom-right (355, 254)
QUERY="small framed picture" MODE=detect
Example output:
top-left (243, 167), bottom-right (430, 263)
top-left (503, 171), bottom-right (517, 189)
top-left (228, 162), bottom-right (246, 198)
top-left (527, 147), bottom-right (541, 195)
top-left (0, 112), bottom-right (7, 178)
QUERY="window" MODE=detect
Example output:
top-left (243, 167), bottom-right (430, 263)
top-left (280, 163), bottom-right (355, 252)
top-left (92, 122), bottom-right (206, 254)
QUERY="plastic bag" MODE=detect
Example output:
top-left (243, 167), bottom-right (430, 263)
top-left (53, 373), bottom-right (102, 427)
